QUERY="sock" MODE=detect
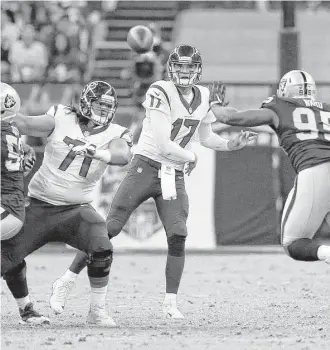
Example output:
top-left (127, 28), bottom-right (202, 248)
top-left (164, 293), bottom-right (177, 305)
top-left (165, 255), bottom-right (185, 294)
top-left (317, 245), bottom-right (330, 261)
top-left (90, 286), bottom-right (108, 307)
top-left (69, 251), bottom-right (89, 274)
top-left (16, 295), bottom-right (31, 310)
top-left (62, 269), bottom-right (78, 281)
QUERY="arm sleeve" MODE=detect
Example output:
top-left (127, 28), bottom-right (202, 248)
top-left (202, 109), bottom-right (217, 124)
top-left (199, 123), bottom-right (230, 151)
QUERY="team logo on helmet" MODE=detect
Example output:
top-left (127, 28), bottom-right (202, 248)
top-left (279, 79), bottom-right (287, 93)
top-left (4, 94), bottom-right (16, 109)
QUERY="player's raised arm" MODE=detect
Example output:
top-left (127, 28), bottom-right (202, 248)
top-left (12, 108), bottom-right (56, 137)
top-left (72, 129), bottom-right (133, 166)
top-left (211, 105), bottom-right (279, 128)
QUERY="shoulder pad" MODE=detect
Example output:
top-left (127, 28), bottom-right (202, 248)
top-left (260, 95), bottom-right (277, 109)
top-left (143, 81), bottom-right (171, 113)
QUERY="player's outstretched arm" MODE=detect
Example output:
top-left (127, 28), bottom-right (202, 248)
top-left (150, 109), bottom-right (196, 163)
top-left (72, 138), bottom-right (132, 166)
top-left (11, 112), bottom-right (55, 137)
top-left (211, 105), bottom-right (279, 128)
top-left (199, 123), bottom-right (257, 151)
top-left (107, 138), bottom-right (132, 166)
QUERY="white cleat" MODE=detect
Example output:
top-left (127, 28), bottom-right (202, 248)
top-left (86, 303), bottom-right (117, 327)
top-left (163, 302), bottom-right (185, 319)
top-left (49, 277), bottom-right (75, 314)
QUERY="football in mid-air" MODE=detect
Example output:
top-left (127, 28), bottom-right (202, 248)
top-left (127, 25), bottom-right (154, 54)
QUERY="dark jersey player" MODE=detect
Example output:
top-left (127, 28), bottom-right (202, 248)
top-left (211, 70), bottom-right (330, 265)
top-left (1, 83), bottom-right (49, 325)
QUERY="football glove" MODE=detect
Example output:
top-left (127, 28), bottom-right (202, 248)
top-left (208, 81), bottom-right (229, 107)
top-left (23, 144), bottom-right (36, 177)
top-left (72, 143), bottom-right (97, 157)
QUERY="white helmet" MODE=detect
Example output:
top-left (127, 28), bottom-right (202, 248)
top-left (1, 83), bottom-right (21, 120)
top-left (277, 70), bottom-right (316, 100)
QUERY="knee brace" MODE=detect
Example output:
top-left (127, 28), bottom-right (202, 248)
top-left (167, 235), bottom-right (186, 257)
top-left (87, 250), bottom-right (113, 278)
top-left (286, 238), bottom-right (320, 261)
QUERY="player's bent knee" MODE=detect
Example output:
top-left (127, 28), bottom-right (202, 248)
top-left (285, 238), bottom-right (320, 261)
top-left (87, 250), bottom-right (113, 278)
top-left (0, 215), bottom-right (23, 241)
top-left (3, 260), bottom-right (26, 280)
top-left (106, 218), bottom-right (125, 239)
top-left (167, 235), bottom-right (186, 257)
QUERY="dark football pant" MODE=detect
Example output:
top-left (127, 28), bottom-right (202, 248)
top-left (1, 198), bottom-right (112, 276)
top-left (106, 155), bottom-right (189, 239)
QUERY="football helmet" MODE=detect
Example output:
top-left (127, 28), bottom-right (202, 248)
top-left (79, 81), bottom-right (118, 126)
top-left (167, 45), bottom-right (202, 87)
top-left (0, 83), bottom-right (21, 120)
top-left (277, 70), bottom-right (316, 100)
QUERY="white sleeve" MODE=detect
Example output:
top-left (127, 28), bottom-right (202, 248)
top-left (149, 108), bottom-right (196, 163)
top-left (202, 109), bottom-right (217, 124)
top-left (198, 123), bottom-right (230, 151)
top-left (142, 85), bottom-right (171, 115)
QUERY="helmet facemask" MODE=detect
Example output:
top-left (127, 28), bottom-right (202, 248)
top-left (168, 61), bottom-right (202, 87)
top-left (167, 45), bottom-right (203, 87)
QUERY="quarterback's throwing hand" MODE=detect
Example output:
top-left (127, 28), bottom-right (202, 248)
top-left (208, 81), bottom-right (229, 107)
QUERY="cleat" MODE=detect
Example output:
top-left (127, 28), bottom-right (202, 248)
top-left (163, 302), bottom-right (184, 319)
top-left (19, 303), bottom-right (50, 325)
top-left (49, 277), bottom-right (75, 314)
top-left (86, 303), bottom-right (117, 327)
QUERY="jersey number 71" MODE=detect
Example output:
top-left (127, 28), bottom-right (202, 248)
top-left (59, 137), bottom-right (95, 177)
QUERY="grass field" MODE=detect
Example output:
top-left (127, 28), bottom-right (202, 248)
top-left (1, 250), bottom-right (330, 350)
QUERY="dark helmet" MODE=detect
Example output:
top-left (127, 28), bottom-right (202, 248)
top-left (167, 45), bottom-right (202, 87)
top-left (79, 81), bottom-right (118, 126)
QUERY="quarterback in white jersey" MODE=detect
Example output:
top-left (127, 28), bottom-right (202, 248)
top-left (49, 45), bottom-right (257, 323)
top-left (1, 81), bottom-right (132, 327)
top-left (135, 78), bottom-right (215, 171)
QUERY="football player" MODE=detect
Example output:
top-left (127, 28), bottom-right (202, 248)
top-left (211, 70), bottom-right (330, 264)
top-left (1, 83), bottom-right (49, 325)
top-left (49, 45), bottom-right (257, 319)
top-left (1, 81), bottom-right (132, 327)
